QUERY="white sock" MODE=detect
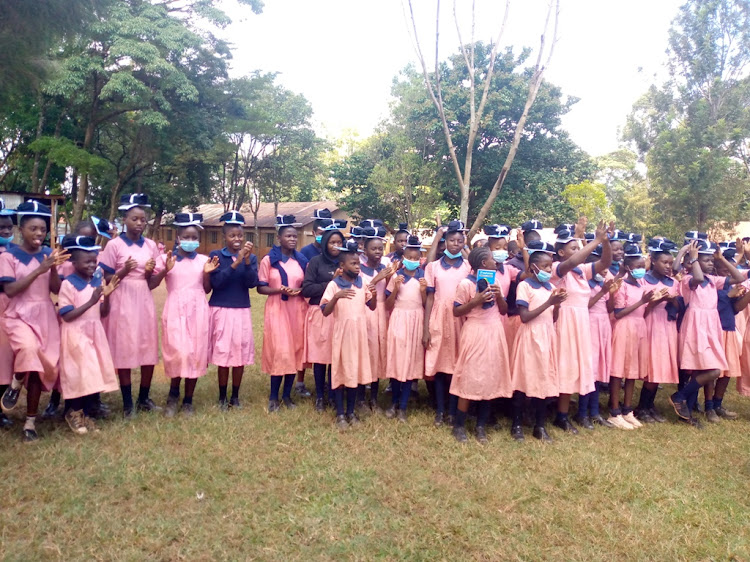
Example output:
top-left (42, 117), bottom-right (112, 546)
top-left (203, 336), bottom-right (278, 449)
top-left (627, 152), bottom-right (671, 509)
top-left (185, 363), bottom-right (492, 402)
top-left (23, 416), bottom-right (36, 431)
top-left (10, 376), bottom-right (22, 391)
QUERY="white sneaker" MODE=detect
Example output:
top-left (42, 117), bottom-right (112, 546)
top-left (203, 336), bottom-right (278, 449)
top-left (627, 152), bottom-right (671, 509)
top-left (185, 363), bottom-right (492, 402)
top-left (608, 414), bottom-right (634, 430)
top-left (623, 412), bottom-right (643, 428)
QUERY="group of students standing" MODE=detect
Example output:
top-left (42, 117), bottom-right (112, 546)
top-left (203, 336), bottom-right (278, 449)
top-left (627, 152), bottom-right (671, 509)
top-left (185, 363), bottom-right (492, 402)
top-left (0, 194), bottom-right (747, 444)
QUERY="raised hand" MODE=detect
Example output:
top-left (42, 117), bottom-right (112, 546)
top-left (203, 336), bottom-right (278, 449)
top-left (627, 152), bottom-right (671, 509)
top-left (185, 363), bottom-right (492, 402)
top-left (204, 256), bottom-right (220, 273)
top-left (91, 285), bottom-right (104, 302)
top-left (729, 284), bottom-right (747, 299)
top-left (242, 241), bottom-right (254, 263)
top-left (102, 276), bottom-right (119, 297)
top-left (122, 257), bottom-right (138, 276)
top-left (333, 267), bottom-right (343, 278)
top-left (145, 258), bottom-right (156, 274)
top-left (575, 217), bottom-right (587, 240)
top-left (609, 278), bottom-right (622, 294)
top-left (549, 287), bottom-right (567, 305)
top-left (164, 251), bottom-right (176, 272)
top-left (687, 240), bottom-right (699, 262)
top-left (492, 283), bottom-right (504, 300)
top-left (594, 220), bottom-right (607, 242)
top-left (40, 248), bottom-right (67, 273)
top-left (641, 289), bottom-right (656, 304)
top-left (602, 278), bottom-right (614, 292)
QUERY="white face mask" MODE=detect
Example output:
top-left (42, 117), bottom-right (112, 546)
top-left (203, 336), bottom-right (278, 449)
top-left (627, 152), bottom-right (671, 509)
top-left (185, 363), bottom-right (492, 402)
top-left (594, 273), bottom-right (604, 283)
top-left (492, 249), bottom-right (509, 263)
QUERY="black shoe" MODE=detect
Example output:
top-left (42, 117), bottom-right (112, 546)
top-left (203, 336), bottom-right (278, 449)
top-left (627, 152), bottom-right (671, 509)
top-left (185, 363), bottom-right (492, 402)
top-left (315, 398), bottom-right (326, 412)
top-left (123, 406), bottom-right (136, 419)
top-left (705, 408), bottom-right (720, 423)
top-left (679, 416), bottom-right (703, 430)
top-left (1, 386), bottom-right (20, 414)
top-left (397, 410), bottom-right (407, 423)
top-left (41, 400), bottom-right (61, 420)
top-left (533, 425), bottom-right (553, 442)
top-left (23, 428), bottom-right (38, 442)
top-left (445, 414), bottom-right (455, 427)
top-left (452, 426), bottom-right (468, 443)
top-left (385, 405), bottom-right (397, 419)
top-left (573, 415), bottom-right (594, 430)
top-left (634, 409), bottom-right (656, 424)
top-left (335, 414), bottom-right (349, 430)
top-left (591, 414), bottom-right (613, 428)
top-left (668, 393), bottom-right (691, 420)
top-left (229, 397), bottom-right (241, 410)
top-left (510, 424), bottom-right (524, 441)
top-left (648, 408), bottom-right (666, 423)
top-left (355, 400), bottom-right (368, 413)
top-left (218, 398), bottom-right (229, 412)
top-left (136, 398), bottom-right (162, 413)
top-left (164, 397), bottom-right (179, 418)
top-left (282, 397), bottom-right (296, 410)
top-left (715, 406), bottom-right (739, 420)
top-left (268, 400), bottom-right (280, 413)
top-left (346, 413), bottom-right (361, 426)
top-left (434, 412), bottom-right (444, 427)
top-left (553, 417), bottom-right (579, 434)
top-left (475, 426), bottom-right (488, 444)
top-left (180, 403), bottom-right (194, 417)
top-left (295, 384), bottom-right (312, 398)
top-left (86, 400), bottom-right (110, 420)
top-left (0, 413), bottom-right (12, 429)
top-left (369, 400), bottom-right (384, 414)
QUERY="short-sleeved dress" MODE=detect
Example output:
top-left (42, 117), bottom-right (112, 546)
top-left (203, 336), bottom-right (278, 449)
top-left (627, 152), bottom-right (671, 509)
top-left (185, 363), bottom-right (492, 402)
top-left (588, 277), bottom-right (612, 383)
top-left (611, 278), bottom-right (648, 380)
top-left (58, 274), bottom-right (119, 399)
top-left (643, 272), bottom-right (680, 384)
top-left (385, 271), bottom-right (424, 382)
top-left (321, 276), bottom-right (373, 389)
top-left (258, 252), bottom-right (307, 376)
top-left (450, 276), bottom-right (512, 400)
top-left (161, 252), bottom-right (210, 379)
top-left (737, 279), bottom-right (750, 395)
top-left (679, 274), bottom-right (729, 371)
top-left (511, 278), bottom-right (558, 399)
top-left (553, 263), bottom-right (596, 395)
top-left (302, 254), bottom-right (338, 365)
top-left (98, 234), bottom-right (161, 369)
top-left (360, 263), bottom-right (388, 382)
top-left (424, 256), bottom-right (471, 378)
top-left (0, 244), bottom-right (15, 385)
top-left (716, 289), bottom-right (742, 379)
top-left (0, 246), bottom-right (60, 389)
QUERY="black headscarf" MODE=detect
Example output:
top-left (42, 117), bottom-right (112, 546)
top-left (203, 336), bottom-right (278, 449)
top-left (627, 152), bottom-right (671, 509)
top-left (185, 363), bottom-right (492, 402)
top-left (320, 229), bottom-right (345, 267)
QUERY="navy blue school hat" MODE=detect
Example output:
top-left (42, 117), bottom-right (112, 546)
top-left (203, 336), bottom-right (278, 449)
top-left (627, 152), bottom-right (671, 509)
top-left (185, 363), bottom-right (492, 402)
top-left (526, 240), bottom-right (556, 254)
top-left (521, 220), bottom-right (543, 233)
top-left (118, 193), bottom-right (150, 212)
top-left (327, 219), bottom-right (347, 230)
top-left (609, 229), bottom-right (629, 241)
top-left (276, 214), bottom-right (301, 229)
top-left (684, 231), bottom-right (708, 245)
top-left (720, 241), bottom-right (737, 261)
top-left (173, 212), bottom-right (204, 229)
top-left (362, 226), bottom-right (386, 239)
top-left (446, 220), bottom-right (468, 233)
top-left (397, 223), bottom-right (409, 234)
top-left (584, 232), bottom-right (596, 241)
top-left (626, 233), bottom-right (642, 244)
top-left (359, 219), bottom-right (384, 230)
top-left (405, 235), bottom-right (425, 251)
top-left (220, 210), bottom-right (244, 225)
top-left (16, 199), bottom-right (52, 218)
top-left (648, 238), bottom-right (677, 253)
top-left (91, 216), bottom-right (114, 239)
top-left (61, 235), bottom-right (100, 252)
top-left (349, 226), bottom-right (364, 238)
top-left (0, 198), bottom-right (15, 216)
top-left (591, 244), bottom-right (603, 256)
top-left (483, 224), bottom-right (511, 238)
top-left (316, 218), bottom-right (335, 230)
top-left (623, 243), bottom-right (643, 258)
top-left (554, 223), bottom-right (579, 244)
top-left (313, 208), bottom-right (332, 220)
top-left (337, 239), bottom-right (361, 253)
top-left (696, 239), bottom-right (718, 255)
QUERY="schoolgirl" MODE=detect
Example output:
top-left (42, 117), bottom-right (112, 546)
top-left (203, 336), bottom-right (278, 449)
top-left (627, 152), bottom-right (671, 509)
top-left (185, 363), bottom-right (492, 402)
top-left (154, 213), bottom-right (217, 417)
top-left (57, 235), bottom-right (120, 434)
top-left (551, 221), bottom-right (612, 433)
top-left (608, 230), bottom-right (629, 278)
top-left (0, 199), bottom-right (15, 429)
top-left (510, 241), bottom-right (567, 442)
top-left (208, 210), bottom-right (258, 410)
top-left (484, 224), bottom-right (523, 321)
top-left (384, 235), bottom-right (427, 421)
top-left (302, 226), bottom-right (346, 411)
top-left (300, 208), bottom-right (333, 261)
top-left (450, 246), bottom-right (512, 444)
top-left (98, 193), bottom-right (163, 417)
top-left (387, 223), bottom-right (410, 263)
top-left (423, 220), bottom-right (472, 427)
top-left (0, 201), bottom-right (68, 441)
top-left (258, 215), bottom-right (309, 412)
top-left (321, 240), bottom-right (376, 429)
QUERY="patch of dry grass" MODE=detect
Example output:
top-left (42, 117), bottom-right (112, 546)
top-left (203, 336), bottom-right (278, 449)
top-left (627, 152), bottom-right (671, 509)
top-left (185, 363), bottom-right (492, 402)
top-left (1, 288), bottom-right (749, 560)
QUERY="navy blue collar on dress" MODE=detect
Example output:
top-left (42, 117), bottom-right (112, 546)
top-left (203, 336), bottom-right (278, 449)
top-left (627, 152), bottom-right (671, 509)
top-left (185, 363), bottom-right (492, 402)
top-left (67, 272), bottom-right (102, 291)
top-left (176, 251), bottom-right (198, 261)
top-left (644, 271), bottom-right (674, 287)
top-left (360, 262), bottom-right (385, 277)
top-left (220, 247), bottom-right (238, 258)
top-left (588, 278), bottom-right (603, 289)
top-left (119, 232), bottom-right (145, 247)
top-left (8, 245), bottom-right (51, 265)
top-left (525, 277), bottom-right (552, 291)
top-left (400, 268), bottom-right (424, 283)
top-left (440, 255), bottom-right (464, 269)
top-left (623, 276), bottom-right (642, 287)
top-left (333, 274), bottom-right (363, 289)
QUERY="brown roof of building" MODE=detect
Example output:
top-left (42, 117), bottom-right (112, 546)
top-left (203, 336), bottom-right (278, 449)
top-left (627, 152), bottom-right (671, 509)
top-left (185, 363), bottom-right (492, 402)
top-left (186, 201), bottom-right (344, 228)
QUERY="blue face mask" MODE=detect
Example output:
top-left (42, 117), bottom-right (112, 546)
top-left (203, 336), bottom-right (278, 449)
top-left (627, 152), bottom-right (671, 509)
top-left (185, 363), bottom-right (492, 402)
top-left (0, 235), bottom-right (13, 246)
top-left (631, 267), bottom-right (646, 279)
top-left (315, 235), bottom-right (322, 244)
top-left (444, 249), bottom-right (462, 259)
top-left (180, 240), bottom-right (200, 253)
top-left (402, 258), bottom-right (420, 271)
top-left (492, 249), bottom-right (508, 263)
top-left (535, 269), bottom-right (552, 283)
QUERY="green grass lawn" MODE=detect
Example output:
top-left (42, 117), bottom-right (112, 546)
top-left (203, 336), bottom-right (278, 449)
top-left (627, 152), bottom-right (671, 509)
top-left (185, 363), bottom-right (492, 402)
top-left (1, 288), bottom-right (750, 560)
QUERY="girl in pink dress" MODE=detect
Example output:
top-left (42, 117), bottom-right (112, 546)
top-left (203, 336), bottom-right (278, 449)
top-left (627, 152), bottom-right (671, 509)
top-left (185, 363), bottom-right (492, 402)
top-left (302, 228), bottom-right (345, 412)
top-left (484, 224), bottom-right (523, 330)
top-left (450, 246), bottom-right (512, 444)
top-left (423, 220), bottom-right (471, 427)
top-left (99, 194), bottom-right (163, 417)
top-left (57, 235), bottom-right (120, 435)
top-left (0, 202), bottom-right (16, 429)
top-left (635, 239), bottom-right (681, 424)
top-left (358, 225), bottom-right (396, 410)
top-left (551, 221), bottom-right (612, 433)
top-left (510, 241), bottom-right (567, 442)
top-left (670, 240), bottom-right (745, 423)
top-left (0, 200), bottom-right (68, 441)
top-left (608, 243), bottom-right (656, 430)
top-left (321, 240), bottom-right (376, 429)
top-left (154, 214), bottom-right (218, 417)
top-left (384, 236), bottom-right (427, 422)
top-left (208, 211), bottom-right (258, 410)
top-left (258, 215), bottom-right (309, 412)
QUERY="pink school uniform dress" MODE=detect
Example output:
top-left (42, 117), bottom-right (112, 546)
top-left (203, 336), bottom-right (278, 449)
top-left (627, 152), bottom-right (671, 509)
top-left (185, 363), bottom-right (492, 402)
top-left (424, 256), bottom-right (471, 378)
top-left (495, 262), bottom-right (521, 328)
top-left (98, 234), bottom-right (161, 369)
top-left (0, 246), bottom-right (60, 389)
top-left (450, 277), bottom-right (512, 400)
top-left (161, 252), bottom-right (210, 379)
top-left (737, 279), bottom-right (750, 396)
top-left (258, 250), bottom-right (307, 376)
top-left (360, 263), bottom-right (388, 382)
top-left (643, 272), bottom-right (680, 384)
top-left (611, 279), bottom-right (648, 379)
top-left (385, 271), bottom-right (424, 382)
top-left (553, 263), bottom-right (596, 396)
top-left (57, 274), bottom-right (119, 399)
top-left (679, 274), bottom-right (729, 371)
top-left (321, 276), bottom-right (373, 389)
top-left (302, 253), bottom-right (339, 366)
top-left (588, 276), bottom-right (612, 384)
top-left (0, 244), bottom-right (15, 385)
top-left (511, 278), bottom-right (558, 399)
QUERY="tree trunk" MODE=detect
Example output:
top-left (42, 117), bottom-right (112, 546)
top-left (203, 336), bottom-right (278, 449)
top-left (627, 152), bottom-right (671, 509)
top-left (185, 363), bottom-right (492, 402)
top-left (72, 120), bottom-right (96, 224)
top-left (30, 95), bottom-right (45, 193)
